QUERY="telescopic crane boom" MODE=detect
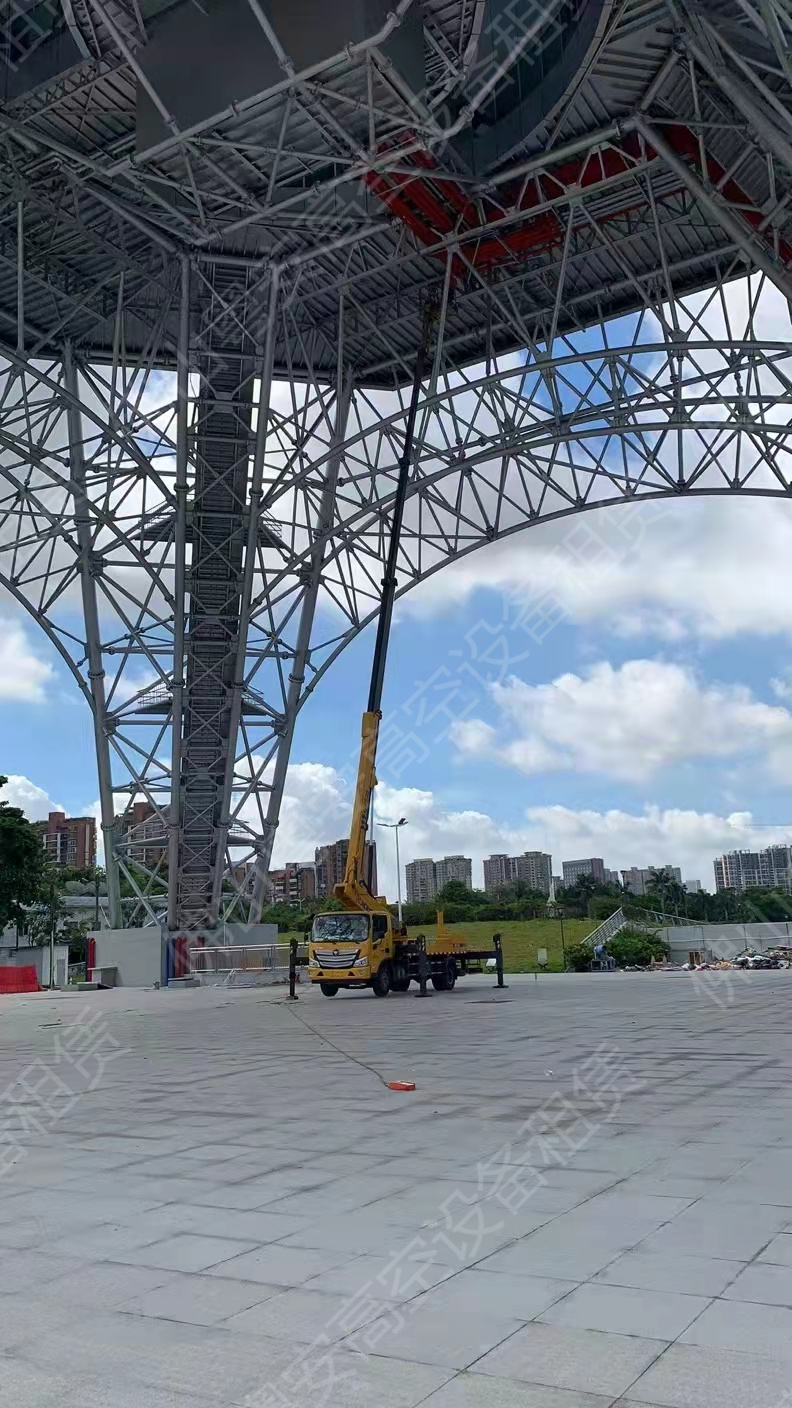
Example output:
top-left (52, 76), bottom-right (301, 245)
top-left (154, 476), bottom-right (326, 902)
top-left (334, 307), bottom-right (436, 913)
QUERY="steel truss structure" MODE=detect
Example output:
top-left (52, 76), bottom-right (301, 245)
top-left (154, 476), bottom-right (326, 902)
top-left (1, 0), bottom-right (792, 928)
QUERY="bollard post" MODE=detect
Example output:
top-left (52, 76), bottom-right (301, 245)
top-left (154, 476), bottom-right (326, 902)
top-left (417, 936), bottom-right (429, 997)
top-left (288, 938), bottom-right (299, 1001)
top-left (493, 933), bottom-right (508, 989)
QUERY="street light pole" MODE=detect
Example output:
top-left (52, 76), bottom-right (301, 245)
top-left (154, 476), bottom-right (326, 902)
top-left (49, 881), bottom-right (56, 990)
top-left (395, 824), bottom-right (403, 925)
top-left (376, 818), bottom-right (408, 926)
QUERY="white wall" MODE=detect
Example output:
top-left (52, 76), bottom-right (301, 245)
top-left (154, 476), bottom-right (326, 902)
top-left (90, 923), bottom-right (282, 987)
top-left (662, 921), bottom-right (792, 960)
top-left (91, 928), bottom-right (162, 987)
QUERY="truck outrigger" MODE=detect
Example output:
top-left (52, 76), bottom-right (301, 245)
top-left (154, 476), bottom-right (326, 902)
top-left (307, 306), bottom-right (498, 997)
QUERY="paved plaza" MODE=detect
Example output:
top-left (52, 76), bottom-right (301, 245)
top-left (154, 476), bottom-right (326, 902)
top-left (1, 970), bottom-right (792, 1407)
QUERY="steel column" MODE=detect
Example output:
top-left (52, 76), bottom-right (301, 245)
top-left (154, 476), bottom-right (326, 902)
top-left (64, 345), bottom-right (122, 926)
top-left (210, 267), bottom-right (280, 919)
top-left (167, 256), bottom-right (191, 931)
top-left (249, 373), bottom-right (354, 921)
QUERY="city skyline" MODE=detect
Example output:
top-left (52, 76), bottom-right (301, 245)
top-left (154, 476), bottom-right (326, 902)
top-left (8, 786), bottom-right (790, 904)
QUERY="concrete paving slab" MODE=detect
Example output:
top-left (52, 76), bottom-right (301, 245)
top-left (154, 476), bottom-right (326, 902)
top-left (417, 1269), bottom-right (576, 1319)
top-left (34, 1261), bottom-right (174, 1310)
top-left (759, 1232), bottom-right (792, 1265)
top-left (305, 1253), bottom-right (455, 1301)
top-left (0, 1249), bottom-right (83, 1294)
top-left (291, 1349), bottom-right (452, 1408)
top-left (118, 1272), bottom-right (277, 1325)
top-left (227, 1284), bottom-right (381, 1342)
top-left (623, 1343), bottom-right (792, 1407)
top-left (477, 1231), bottom-right (634, 1282)
top-left (2, 973), bottom-right (792, 1406)
top-left (421, 1376), bottom-right (615, 1407)
top-left (344, 1304), bottom-right (524, 1369)
top-left (638, 1202), bottom-right (790, 1261)
top-left (538, 1283), bottom-right (711, 1340)
top-left (721, 1260), bottom-right (792, 1305)
top-left (46, 1224), bottom-right (165, 1261)
top-left (678, 1295), bottom-right (792, 1356)
top-left (205, 1242), bottom-right (353, 1286)
top-left (471, 1323), bottom-right (663, 1397)
top-left (595, 1250), bottom-right (744, 1297)
top-left (115, 1233), bottom-right (259, 1273)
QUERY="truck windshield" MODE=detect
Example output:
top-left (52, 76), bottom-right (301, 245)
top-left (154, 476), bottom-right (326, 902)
top-left (312, 914), bottom-right (369, 943)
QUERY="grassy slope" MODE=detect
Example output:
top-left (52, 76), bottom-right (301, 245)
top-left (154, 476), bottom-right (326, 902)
top-left (284, 916), bottom-right (596, 973)
top-left (405, 917), bottom-right (597, 973)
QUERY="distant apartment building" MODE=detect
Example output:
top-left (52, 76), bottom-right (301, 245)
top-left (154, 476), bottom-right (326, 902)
top-left (621, 865), bottom-right (682, 897)
top-left (604, 869), bottom-right (621, 887)
top-left (562, 857), bottom-right (606, 887)
top-left (435, 855), bottom-right (473, 891)
top-left (483, 851), bottom-right (553, 896)
top-left (512, 851), bottom-right (553, 895)
top-left (405, 858), bottom-right (437, 904)
top-left (483, 854), bottom-right (511, 892)
top-left (122, 801), bottom-right (167, 869)
top-left (714, 845), bottom-right (792, 893)
top-left (315, 839), bottom-right (377, 898)
top-left (685, 879), bottom-right (702, 893)
top-left (34, 811), bottom-right (96, 870)
top-left (269, 862), bottom-right (317, 906)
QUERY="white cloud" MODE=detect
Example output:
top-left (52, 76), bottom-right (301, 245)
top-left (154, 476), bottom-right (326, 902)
top-left (0, 618), bottom-right (54, 702)
top-left (402, 496), bottom-right (792, 644)
top-left (771, 668), bottom-right (792, 703)
top-left (0, 775), bottom-right (61, 820)
top-left (263, 758), bottom-right (792, 896)
top-left (452, 658), bottom-right (792, 784)
top-left (507, 803), bottom-right (791, 893)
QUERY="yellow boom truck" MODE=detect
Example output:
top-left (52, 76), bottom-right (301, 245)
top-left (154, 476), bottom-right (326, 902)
top-left (308, 309), bottom-right (499, 998)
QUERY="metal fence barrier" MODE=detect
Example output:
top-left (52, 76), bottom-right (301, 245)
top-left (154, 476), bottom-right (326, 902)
top-left (189, 944), bottom-right (292, 975)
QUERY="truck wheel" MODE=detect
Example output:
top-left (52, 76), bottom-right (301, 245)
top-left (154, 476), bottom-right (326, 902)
top-left (432, 959), bottom-right (456, 992)
top-left (372, 964), bottom-right (391, 998)
top-left (320, 983), bottom-right (339, 997)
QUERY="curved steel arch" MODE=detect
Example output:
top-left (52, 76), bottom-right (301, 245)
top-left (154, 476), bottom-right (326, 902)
top-left (227, 298), bottom-right (792, 913)
top-left (4, 285), bottom-right (792, 926)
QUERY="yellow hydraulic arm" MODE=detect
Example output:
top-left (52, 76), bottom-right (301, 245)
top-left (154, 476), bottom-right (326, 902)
top-left (334, 709), bottom-right (382, 912)
top-left (333, 304), bottom-right (437, 914)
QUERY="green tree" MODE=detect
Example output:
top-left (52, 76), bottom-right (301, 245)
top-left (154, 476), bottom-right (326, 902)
top-left (588, 894), bottom-right (623, 922)
top-left (25, 890), bottom-right (90, 961)
top-left (564, 940), bottom-right (594, 972)
top-left (607, 927), bottom-right (670, 967)
top-left (436, 879), bottom-right (478, 908)
top-left (0, 777), bottom-right (45, 930)
top-left (644, 867), bottom-right (686, 913)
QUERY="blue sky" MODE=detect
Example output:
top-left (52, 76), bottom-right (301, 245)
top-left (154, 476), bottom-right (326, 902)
top-left (7, 489), bottom-right (792, 899)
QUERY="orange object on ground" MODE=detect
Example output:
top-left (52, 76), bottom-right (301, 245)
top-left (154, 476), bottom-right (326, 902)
top-left (387, 1081), bottom-right (416, 1091)
top-left (0, 966), bottom-right (40, 993)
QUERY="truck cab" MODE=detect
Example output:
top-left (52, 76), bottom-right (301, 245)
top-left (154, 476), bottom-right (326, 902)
top-left (308, 909), bottom-right (396, 996)
top-left (307, 906), bottom-right (478, 997)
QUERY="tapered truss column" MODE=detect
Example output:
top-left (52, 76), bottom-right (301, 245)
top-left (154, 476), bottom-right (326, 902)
top-left (177, 266), bottom-right (260, 930)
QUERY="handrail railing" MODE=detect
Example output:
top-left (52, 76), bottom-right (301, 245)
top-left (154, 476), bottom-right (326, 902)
top-left (585, 908), bottom-right (627, 947)
top-left (190, 943), bottom-right (294, 974)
